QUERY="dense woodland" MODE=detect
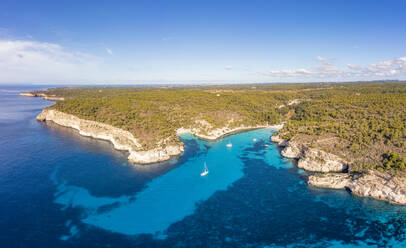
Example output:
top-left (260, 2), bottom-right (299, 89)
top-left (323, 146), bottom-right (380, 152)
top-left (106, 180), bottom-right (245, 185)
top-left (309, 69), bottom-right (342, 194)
top-left (36, 82), bottom-right (406, 172)
top-left (279, 83), bottom-right (406, 172)
top-left (43, 88), bottom-right (296, 149)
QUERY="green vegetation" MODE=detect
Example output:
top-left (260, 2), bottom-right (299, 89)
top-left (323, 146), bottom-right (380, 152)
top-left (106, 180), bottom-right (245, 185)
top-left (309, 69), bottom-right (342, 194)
top-left (278, 83), bottom-right (406, 172)
top-left (36, 82), bottom-right (406, 171)
top-left (45, 88), bottom-right (296, 149)
top-left (381, 152), bottom-right (406, 171)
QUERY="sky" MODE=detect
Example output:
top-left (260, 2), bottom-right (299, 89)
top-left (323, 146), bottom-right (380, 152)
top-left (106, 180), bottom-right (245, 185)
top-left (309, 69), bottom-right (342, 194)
top-left (0, 0), bottom-right (405, 84)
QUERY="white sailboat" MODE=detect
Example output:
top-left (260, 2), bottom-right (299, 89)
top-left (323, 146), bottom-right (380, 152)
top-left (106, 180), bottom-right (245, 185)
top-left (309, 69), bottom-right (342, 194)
top-left (201, 162), bottom-right (209, 176)
top-left (226, 142), bottom-right (232, 147)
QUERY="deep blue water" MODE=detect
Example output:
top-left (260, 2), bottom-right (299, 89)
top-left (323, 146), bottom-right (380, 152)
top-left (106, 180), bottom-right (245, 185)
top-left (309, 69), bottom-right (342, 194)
top-left (1, 85), bottom-right (406, 247)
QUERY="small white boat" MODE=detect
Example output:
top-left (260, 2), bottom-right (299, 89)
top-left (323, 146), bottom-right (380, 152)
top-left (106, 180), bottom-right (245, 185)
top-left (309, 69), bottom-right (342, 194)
top-left (226, 142), bottom-right (232, 147)
top-left (201, 162), bottom-right (209, 176)
top-left (253, 138), bottom-right (257, 142)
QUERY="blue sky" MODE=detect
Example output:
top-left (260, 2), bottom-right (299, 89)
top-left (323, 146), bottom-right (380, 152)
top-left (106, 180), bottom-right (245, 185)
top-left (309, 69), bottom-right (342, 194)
top-left (1, 0), bottom-right (405, 84)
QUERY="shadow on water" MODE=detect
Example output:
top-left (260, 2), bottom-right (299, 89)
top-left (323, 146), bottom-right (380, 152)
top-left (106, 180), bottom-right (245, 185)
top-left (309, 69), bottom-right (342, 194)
top-left (50, 128), bottom-right (259, 236)
top-left (2, 86), bottom-right (406, 248)
top-left (49, 127), bottom-right (406, 247)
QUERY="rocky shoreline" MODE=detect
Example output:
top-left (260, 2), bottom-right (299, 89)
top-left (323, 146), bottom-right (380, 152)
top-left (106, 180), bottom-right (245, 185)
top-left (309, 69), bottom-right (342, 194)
top-left (271, 135), bottom-right (406, 205)
top-left (177, 123), bottom-right (284, 142)
top-left (25, 90), bottom-right (286, 164)
top-left (20, 92), bottom-right (64, 101)
top-left (36, 108), bottom-right (283, 165)
top-left (27, 91), bottom-right (406, 205)
top-left (37, 109), bottom-right (184, 164)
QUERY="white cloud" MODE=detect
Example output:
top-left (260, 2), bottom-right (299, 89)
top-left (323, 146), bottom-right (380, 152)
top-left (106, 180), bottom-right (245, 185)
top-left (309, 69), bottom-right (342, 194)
top-left (106, 48), bottom-right (113, 55)
top-left (315, 64), bottom-right (340, 74)
top-left (265, 68), bottom-right (312, 77)
top-left (264, 57), bottom-right (406, 80)
top-left (0, 40), bottom-right (102, 83)
top-left (225, 65), bottom-right (233, 70)
top-left (316, 56), bottom-right (327, 61)
top-left (364, 57), bottom-right (406, 76)
top-left (347, 64), bottom-right (362, 70)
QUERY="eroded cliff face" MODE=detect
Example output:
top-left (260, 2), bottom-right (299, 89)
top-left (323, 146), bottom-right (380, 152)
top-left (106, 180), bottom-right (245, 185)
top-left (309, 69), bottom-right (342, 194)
top-left (347, 170), bottom-right (406, 205)
top-left (276, 140), bottom-right (348, 173)
top-left (270, 135), bottom-right (288, 147)
top-left (308, 171), bottom-right (406, 205)
top-left (178, 122), bottom-right (283, 141)
top-left (37, 109), bottom-right (184, 164)
top-left (281, 142), bottom-right (302, 158)
top-left (272, 134), bottom-right (406, 205)
top-left (37, 109), bottom-right (283, 165)
top-left (20, 92), bottom-right (64, 101)
top-left (298, 148), bottom-right (348, 173)
top-left (308, 173), bottom-right (351, 189)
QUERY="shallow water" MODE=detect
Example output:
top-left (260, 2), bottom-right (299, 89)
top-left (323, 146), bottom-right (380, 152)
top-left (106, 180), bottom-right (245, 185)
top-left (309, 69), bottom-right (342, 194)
top-left (1, 85), bottom-right (406, 247)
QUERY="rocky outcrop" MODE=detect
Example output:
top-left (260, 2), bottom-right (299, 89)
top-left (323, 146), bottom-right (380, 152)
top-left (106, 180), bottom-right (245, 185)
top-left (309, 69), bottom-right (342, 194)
top-left (276, 138), bottom-right (348, 173)
top-left (347, 170), bottom-right (406, 205)
top-left (270, 135), bottom-right (288, 147)
top-left (128, 145), bottom-right (184, 164)
top-left (281, 142), bottom-right (302, 158)
top-left (287, 99), bottom-right (303, 106)
top-left (37, 109), bottom-right (183, 164)
top-left (177, 122), bottom-right (284, 141)
top-left (43, 96), bottom-right (65, 101)
top-left (38, 109), bottom-right (284, 165)
top-left (308, 170), bottom-right (406, 205)
top-left (298, 148), bottom-right (348, 173)
top-left (308, 173), bottom-right (351, 189)
top-left (274, 132), bottom-right (406, 205)
top-left (20, 92), bottom-right (36, 97)
top-left (20, 92), bottom-right (64, 101)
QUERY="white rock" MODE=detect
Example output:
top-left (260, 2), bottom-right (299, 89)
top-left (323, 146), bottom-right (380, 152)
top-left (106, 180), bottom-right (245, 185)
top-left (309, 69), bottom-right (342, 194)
top-left (177, 121), bottom-right (284, 141)
top-left (38, 109), bottom-right (284, 165)
top-left (270, 135), bottom-right (288, 146)
top-left (20, 92), bottom-right (35, 97)
top-left (308, 173), bottom-right (351, 189)
top-left (348, 170), bottom-right (406, 205)
top-left (287, 99), bottom-right (302, 105)
top-left (298, 148), bottom-right (348, 173)
top-left (37, 109), bottom-right (183, 164)
top-left (308, 170), bottom-right (406, 205)
top-left (281, 142), bottom-right (301, 158)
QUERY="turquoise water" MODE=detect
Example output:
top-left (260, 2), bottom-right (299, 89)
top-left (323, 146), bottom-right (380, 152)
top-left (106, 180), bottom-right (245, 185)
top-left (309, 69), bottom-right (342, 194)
top-left (52, 130), bottom-right (285, 236)
top-left (2, 85), bottom-right (406, 247)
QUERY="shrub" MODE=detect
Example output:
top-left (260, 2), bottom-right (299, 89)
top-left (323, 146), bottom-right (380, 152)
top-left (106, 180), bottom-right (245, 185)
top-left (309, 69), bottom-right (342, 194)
top-left (381, 152), bottom-right (406, 170)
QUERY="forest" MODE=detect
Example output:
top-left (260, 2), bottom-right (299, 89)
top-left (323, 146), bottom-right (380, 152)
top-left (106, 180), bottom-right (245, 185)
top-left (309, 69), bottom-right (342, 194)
top-left (35, 82), bottom-right (406, 172)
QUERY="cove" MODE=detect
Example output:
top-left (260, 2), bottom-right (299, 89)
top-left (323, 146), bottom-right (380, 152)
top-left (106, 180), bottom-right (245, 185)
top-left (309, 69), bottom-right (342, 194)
top-left (4, 86), bottom-right (406, 247)
top-left (51, 128), bottom-right (281, 236)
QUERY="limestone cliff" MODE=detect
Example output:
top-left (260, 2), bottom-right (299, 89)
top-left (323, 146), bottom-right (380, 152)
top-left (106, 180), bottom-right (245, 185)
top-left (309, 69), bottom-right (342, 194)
top-left (308, 170), bottom-right (406, 205)
top-left (272, 134), bottom-right (406, 205)
top-left (178, 123), bottom-right (283, 141)
top-left (297, 148), bottom-right (348, 173)
top-left (37, 108), bottom-right (283, 165)
top-left (20, 92), bottom-right (64, 101)
top-left (37, 109), bottom-right (183, 164)
top-left (281, 142), bottom-right (302, 158)
top-left (347, 170), bottom-right (406, 205)
top-left (274, 139), bottom-right (348, 173)
top-left (308, 173), bottom-right (351, 189)
top-left (270, 135), bottom-right (288, 146)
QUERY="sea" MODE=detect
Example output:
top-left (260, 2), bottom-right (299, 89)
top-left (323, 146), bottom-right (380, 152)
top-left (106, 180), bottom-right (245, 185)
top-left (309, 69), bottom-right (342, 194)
top-left (1, 85), bottom-right (406, 248)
